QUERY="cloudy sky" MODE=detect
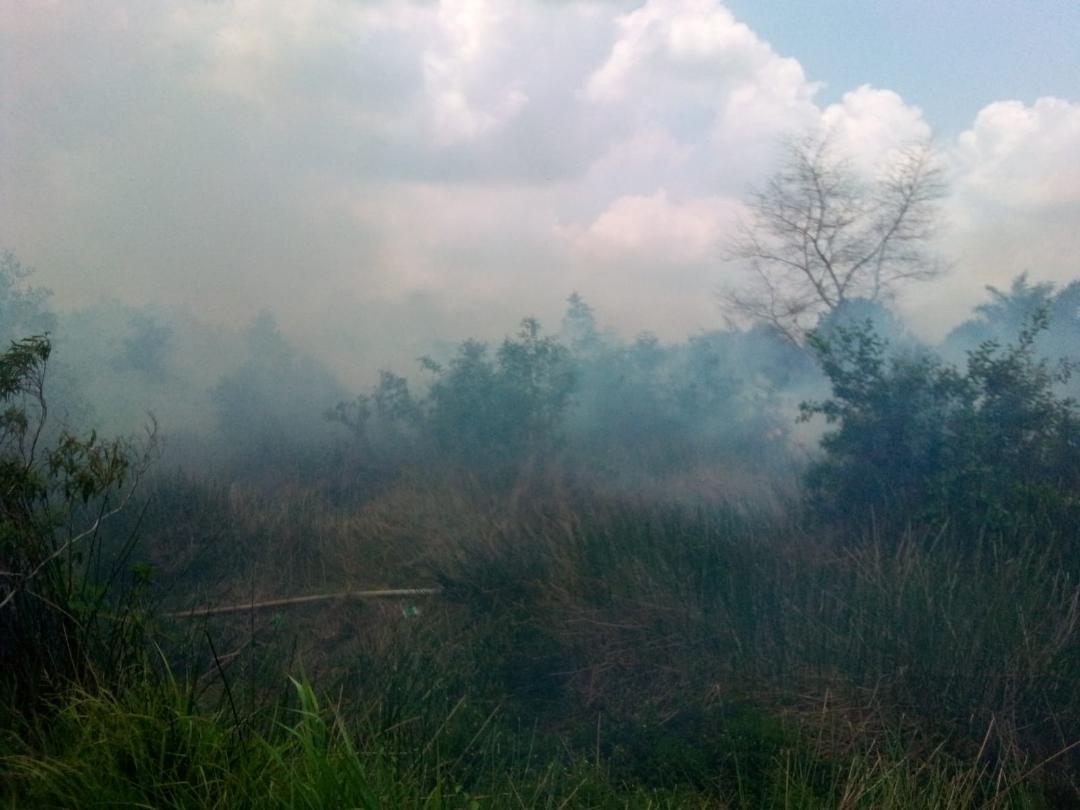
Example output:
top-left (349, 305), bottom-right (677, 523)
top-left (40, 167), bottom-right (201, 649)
top-left (3, 0), bottom-right (1079, 372)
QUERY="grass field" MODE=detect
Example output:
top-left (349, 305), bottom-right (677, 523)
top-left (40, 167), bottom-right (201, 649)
top-left (4, 465), bottom-right (1075, 808)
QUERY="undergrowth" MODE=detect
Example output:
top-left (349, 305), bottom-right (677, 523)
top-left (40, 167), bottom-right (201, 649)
top-left (5, 473), bottom-right (1075, 808)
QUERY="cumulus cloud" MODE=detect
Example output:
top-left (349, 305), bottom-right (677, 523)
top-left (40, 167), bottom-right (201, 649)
top-left (821, 85), bottom-right (933, 172)
top-left (563, 190), bottom-right (736, 264)
top-left (895, 96), bottom-right (1080, 336)
top-left (1, 0), bottom-right (1078, 370)
top-left (584, 0), bottom-right (819, 189)
top-left (953, 97), bottom-right (1080, 208)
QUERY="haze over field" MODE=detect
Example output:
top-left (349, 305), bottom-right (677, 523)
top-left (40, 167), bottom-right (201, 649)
top-left (3, 0), bottom-right (1079, 385)
top-left (4, 6), bottom-right (1080, 807)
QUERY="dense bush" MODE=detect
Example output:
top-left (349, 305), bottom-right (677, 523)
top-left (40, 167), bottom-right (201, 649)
top-left (424, 317), bottom-right (576, 466)
top-left (328, 297), bottom-right (802, 482)
top-left (3, 263), bottom-right (1078, 806)
top-left (802, 311), bottom-right (1080, 540)
top-left (329, 317), bottom-right (578, 473)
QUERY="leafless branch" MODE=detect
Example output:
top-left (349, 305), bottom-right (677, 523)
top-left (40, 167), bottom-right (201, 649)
top-left (721, 132), bottom-right (946, 341)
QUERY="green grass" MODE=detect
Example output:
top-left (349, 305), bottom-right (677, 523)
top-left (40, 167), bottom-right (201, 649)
top-left (2, 674), bottom-right (1059, 809)
top-left (3, 471), bottom-right (1077, 807)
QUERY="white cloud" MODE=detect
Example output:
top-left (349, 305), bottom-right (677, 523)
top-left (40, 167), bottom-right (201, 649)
top-left (1, 0), bottom-right (1078, 356)
top-left (821, 85), bottom-right (933, 173)
top-left (953, 97), bottom-right (1080, 208)
top-left (585, 0), bottom-right (820, 180)
top-left (586, 0), bottom-right (807, 104)
top-left (896, 97), bottom-right (1080, 336)
top-left (421, 0), bottom-right (530, 143)
top-left (563, 190), bottom-right (737, 264)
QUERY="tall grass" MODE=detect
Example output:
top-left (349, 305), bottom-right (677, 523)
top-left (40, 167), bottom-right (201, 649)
top-left (2, 672), bottom-right (1058, 809)
top-left (427, 487), bottom-right (1079, 797)
top-left (5, 469), bottom-right (1076, 807)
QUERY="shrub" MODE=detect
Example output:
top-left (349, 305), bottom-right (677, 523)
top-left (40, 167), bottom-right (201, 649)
top-left (0, 335), bottom-right (150, 705)
top-left (801, 311), bottom-right (1080, 541)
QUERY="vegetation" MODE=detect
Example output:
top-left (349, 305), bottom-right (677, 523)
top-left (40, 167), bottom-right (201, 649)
top-left (328, 318), bottom-right (577, 473)
top-left (722, 135), bottom-right (946, 343)
top-left (0, 335), bottom-right (152, 709)
top-left (802, 311), bottom-right (1079, 539)
top-left (0, 256), bottom-right (1077, 807)
top-left (4, 485), bottom-right (1076, 808)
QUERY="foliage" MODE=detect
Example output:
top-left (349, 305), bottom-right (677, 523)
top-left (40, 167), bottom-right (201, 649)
top-left (561, 321), bottom-right (801, 477)
top-left (0, 251), bottom-right (56, 343)
top-left (424, 317), bottom-right (576, 465)
top-left (812, 297), bottom-right (911, 348)
top-left (801, 311), bottom-right (1080, 538)
top-left (560, 291), bottom-right (603, 354)
top-left (8, 400), bottom-right (1076, 806)
top-left (4, 619), bottom-right (1066, 808)
top-left (0, 335), bottom-right (150, 705)
top-left (944, 274), bottom-right (1080, 395)
top-left (115, 312), bottom-right (175, 380)
top-left (330, 298), bottom-right (801, 480)
top-left (328, 318), bottom-right (577, 473)
top-left (213, 312), bottom-right (346, 465)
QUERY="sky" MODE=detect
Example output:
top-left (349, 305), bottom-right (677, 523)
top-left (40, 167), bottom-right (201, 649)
top-left (2, 0), bottom-right (1079, 377)
top-left (724, 0), bottom-right (1080, 135)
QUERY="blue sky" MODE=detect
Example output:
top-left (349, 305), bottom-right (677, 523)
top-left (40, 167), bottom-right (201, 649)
top-left (726, 0), bottom-right (1080, 134)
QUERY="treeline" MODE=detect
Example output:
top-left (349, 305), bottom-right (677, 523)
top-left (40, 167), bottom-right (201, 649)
top-left (2, 252), bottom-right (1080, 806)
top-left (325, 298), bottom-right (805, 482)
top-left (2, 247), bottom-right (1079, 526)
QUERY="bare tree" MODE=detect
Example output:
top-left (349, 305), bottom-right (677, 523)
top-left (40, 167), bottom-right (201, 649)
top-left (722, 133), bottom-right (946, 343)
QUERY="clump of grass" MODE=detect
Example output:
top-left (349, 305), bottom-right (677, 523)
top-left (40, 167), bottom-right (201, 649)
top-left (4, 669), bottom-right (1061, 809)
top-left (3, 673), bottom-right (733, 809)
top-left (429, 488), bottom-right (1079, 793)
top-left (17, 467), bottom-right (1073, 807)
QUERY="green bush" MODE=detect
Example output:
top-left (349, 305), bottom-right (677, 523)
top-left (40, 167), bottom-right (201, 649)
top-left (801, 311), bottom-right (1080, 541)
top-left (0, 335), bottom-right (150, 706)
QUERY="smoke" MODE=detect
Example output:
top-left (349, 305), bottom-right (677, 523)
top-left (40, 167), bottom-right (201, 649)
top-left (2, 1), bottom-right (1078, 391)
